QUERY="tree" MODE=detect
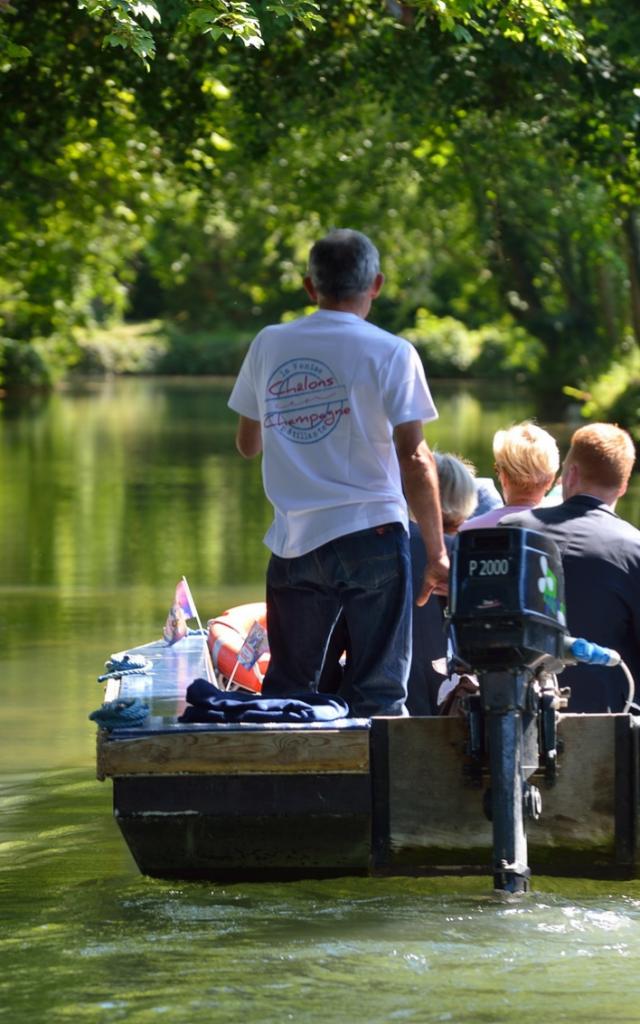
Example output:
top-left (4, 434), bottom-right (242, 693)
top-left (0, 1), bottom-right (590, 68)
top-left (1, 0), bottom-right (639, 402)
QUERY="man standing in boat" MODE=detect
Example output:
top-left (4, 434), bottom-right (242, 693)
top-left (502, 423), bottom-right (640, 713)
top-left (228, 228), bottom-right (448, 716)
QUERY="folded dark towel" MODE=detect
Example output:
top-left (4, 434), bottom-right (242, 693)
top-left (179, 678), bottom-right (350, 723)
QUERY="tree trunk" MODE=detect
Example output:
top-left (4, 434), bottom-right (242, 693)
top-left (624, 209), bottom-right (640, 346)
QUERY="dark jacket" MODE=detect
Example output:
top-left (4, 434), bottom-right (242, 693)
top-left (406, 523), bottom-right (453, 715)
top-left (501, 495), bottom-right (640, 712)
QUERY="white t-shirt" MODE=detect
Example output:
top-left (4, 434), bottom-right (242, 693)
top-left (228, 309), bottom-right (438, 557)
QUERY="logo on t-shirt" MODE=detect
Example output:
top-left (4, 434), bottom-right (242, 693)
top-left (264, 358), bottom-right (349, 443)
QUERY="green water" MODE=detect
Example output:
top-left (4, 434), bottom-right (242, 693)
top-left (2, 377), bottom-right (640, 1024)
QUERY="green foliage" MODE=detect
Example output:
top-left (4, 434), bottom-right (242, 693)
top-left (72, 320), bottom-right (254, 375)
top-left (73, 320), bottom-right (169, 373)
top-left (18, 0), bottom-right (326, 71)
top-left (469, 320), bottom-right (544, 378)
top-left (78, 0), bottom-right (160, 66)
top-left (0, 0), bottom-right (30, 66)
top-left (1, 0), bottom-right (640, 399)
top-left (0, 0), bottom-right (587, 70)
top-left (407, 309), bottom-right (483, 376)
top-left (155, 323), bottom-right (254, 374)
top-left (413, 0), bottom-right (588, 62)
top-left (406, 309), bottom-right (542, 378)
top-left (0, 2), bottom-right (180, 352)
top-left (0, 337), bottom-right (56, 390)
top-left (606, 382), bottom-right (640, 444)
top-left (564, 348), bottom-right (640, 441)
top-left (182, 1), bottom-right (322, 48)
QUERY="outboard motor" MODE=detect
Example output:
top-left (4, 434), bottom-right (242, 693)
top-left (450, 526), bottom-right (567, 671)
top-left (448, 527), bottom-right (568, 893)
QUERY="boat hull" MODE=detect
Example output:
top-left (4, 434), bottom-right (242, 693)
top-left (98, 710), bottom-right (640, 881)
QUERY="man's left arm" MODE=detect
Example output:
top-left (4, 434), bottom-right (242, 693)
top-left (394, 420), bottom-right (449, 606)
top-left (236, 416), bottom-right (262, 458)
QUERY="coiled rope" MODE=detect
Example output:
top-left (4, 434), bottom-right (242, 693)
top-left (89, 697), bottom-right (150, 731)
top-left (97, 654), bottom-right (153, 683)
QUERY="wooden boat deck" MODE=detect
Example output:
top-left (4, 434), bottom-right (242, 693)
top-left (98, 635), bottom-right (370, 782)
top-left (103, 634), bottom-right (213, 721)
top-left (104, 634), bottom-right (368, 732)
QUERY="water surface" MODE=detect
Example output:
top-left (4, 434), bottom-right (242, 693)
top-left (2, 377), bottom-right (640, 1023)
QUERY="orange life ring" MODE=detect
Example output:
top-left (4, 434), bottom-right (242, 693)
top-left (207, 602), bottom-right (269, 693)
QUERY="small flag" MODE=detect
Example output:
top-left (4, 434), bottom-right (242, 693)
top-left (236, 621), bottom-right (269, 670)
top-left (163, 578), bottom-right (197, 645)
top-left (163, 603), bottom-right (188, 645)
top-left (174, 578), bottom-right (197, 619)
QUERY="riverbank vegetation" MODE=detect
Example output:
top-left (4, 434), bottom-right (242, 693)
top-left (1, 1), bottom-right (639, 428)
top-left (63, 311), bottom-right (541, 385)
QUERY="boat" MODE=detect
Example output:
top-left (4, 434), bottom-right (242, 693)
top-left (93, 589), bottom-right (640, 887)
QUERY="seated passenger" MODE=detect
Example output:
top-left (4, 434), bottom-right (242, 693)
top-left (468, 477), bottom-right (503, 519)
top-left (434, 453), bottom-right (480, 535)
top-left (502, 423), bottom-right (640, 713)
top-left (459, 421), bottom-right (559, 531)
top-left (407, 453), bottom-right (478, 715)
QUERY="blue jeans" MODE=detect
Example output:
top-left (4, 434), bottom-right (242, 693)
top-left (261, 524), bottom-right (412, 717)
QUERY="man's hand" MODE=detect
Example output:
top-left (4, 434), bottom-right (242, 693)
top-left (416, 551), bottom-right (450, 606)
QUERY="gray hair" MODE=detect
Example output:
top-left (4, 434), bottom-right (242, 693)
top-left (308, 229), bottom-right (380, 300)
top-left (435, 453), bottom-right (478, 531)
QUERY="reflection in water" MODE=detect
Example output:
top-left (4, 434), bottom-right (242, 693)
top-left (0, 378), bottom-right (271, 593)
top-left (3, 770), bottom-right (640, 1024)
top-left (2, 378), bottom-right (640, 1022)
top-left (1, 377), bottom-right (638, 599)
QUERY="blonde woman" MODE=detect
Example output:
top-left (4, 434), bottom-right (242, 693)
top-left (459, 421), bottom-right (559, 531)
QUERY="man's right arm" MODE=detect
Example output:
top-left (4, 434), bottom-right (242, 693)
top-left (236, 416), bottom-right (262, 458)
top-left (394, 420), bottom-right (449, 605)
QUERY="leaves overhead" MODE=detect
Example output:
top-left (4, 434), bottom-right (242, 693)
top-left (1, 0), bottom-right (640, 400)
